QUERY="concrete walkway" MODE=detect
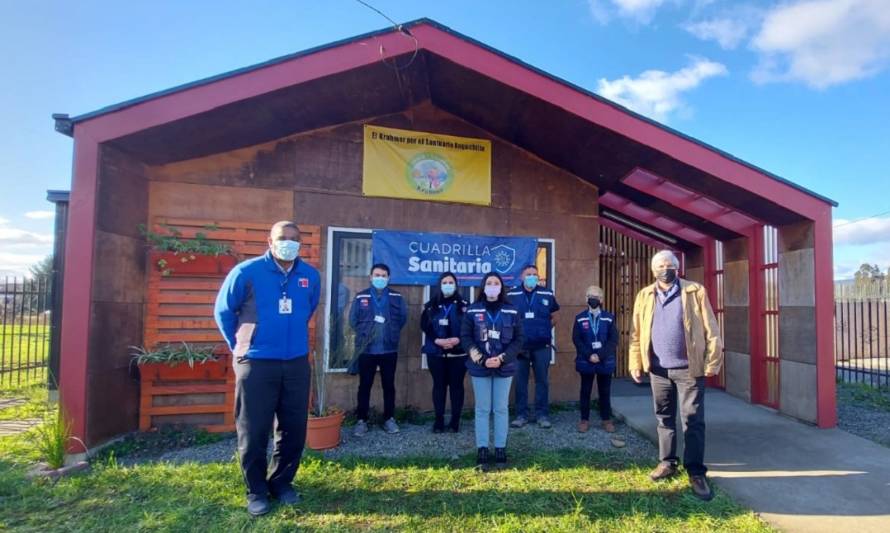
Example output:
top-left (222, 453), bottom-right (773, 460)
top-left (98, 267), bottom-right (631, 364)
top-left (611, 379), bottom-right (890, 533)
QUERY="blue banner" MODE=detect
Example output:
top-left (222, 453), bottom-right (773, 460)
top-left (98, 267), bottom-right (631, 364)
top-left (372, 230), bottom-right (537, 286)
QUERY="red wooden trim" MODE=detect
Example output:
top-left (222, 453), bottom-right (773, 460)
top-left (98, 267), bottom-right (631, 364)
top-left (59, 136), bottom-right (99, 447)
top-left (621, 167), bottom-right (764, 233)
top-left (600, 192), bottom-right (709, 246)
top-left (410, 24), bottom-right (830, 220)
top-left (814, 209), bottom-right (837, 428)
top-left (749, 227), bottom-right (766, 405)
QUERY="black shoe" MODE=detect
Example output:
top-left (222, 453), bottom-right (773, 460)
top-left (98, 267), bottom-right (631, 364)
top-left (448, 419), bottom-right (460, 433)
top-left (448, 424), bottom-right (460, 433)
top-left (246, 496), bottom-right (272, 517)
top-left (494, 447), bottom-right (507, 469)
top-left (433, 418), bottom-right (445, 433)
top-left (476, 447), bottom-right (490, 471)
top-left (689, 475), bottom-right (714, 501)
top-left (271, 486), bottom-right (301, 506)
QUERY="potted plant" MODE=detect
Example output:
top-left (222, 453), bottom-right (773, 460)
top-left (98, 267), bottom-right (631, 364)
top-left (306, 348), bottom-right (346, 450)
top-left (131, 342), bottom-right (229, 382)
top-left (139, 223), bottom-right (237, 277)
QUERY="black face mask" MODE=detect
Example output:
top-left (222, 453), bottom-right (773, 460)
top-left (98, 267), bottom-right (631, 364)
top-left (656, 268), bottom-right (678, 284)
top-left (587, 297), bottom-right (601, 309)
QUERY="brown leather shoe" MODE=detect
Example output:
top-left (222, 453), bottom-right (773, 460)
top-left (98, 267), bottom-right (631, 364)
top-left (601, 420), bottom-right (616, 433)
top-left (577, 420), bottom-right (590, 433)
top-left (689, 475), bottom-right (714, 501)
top-left (648, 462), bottom-right (678, 481)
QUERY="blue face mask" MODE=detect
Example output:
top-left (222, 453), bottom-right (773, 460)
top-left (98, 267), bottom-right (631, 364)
top-left (523, 275), bottom-right (539, 289)
top-left (272, 240), bottom-right (300, 261)
top-left (371, 276), bottom-right (388, 290)
top-left (440, 282), bottom-right (456, 297)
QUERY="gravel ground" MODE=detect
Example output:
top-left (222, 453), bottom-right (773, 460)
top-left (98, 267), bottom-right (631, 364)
top-left (118, 408), bottom-right (655, 466)
top-left (836, 387), bottom-right (890, 448)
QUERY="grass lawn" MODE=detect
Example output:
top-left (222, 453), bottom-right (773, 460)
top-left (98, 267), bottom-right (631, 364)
top-left (836, 380), bottom-right (890, 412)
top-left (0, 324), bottom-right (50, 390)
top-left (0, 431), bottom-right (772, 532)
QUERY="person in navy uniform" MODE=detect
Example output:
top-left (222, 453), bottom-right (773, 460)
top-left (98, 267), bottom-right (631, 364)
top-left (507, 264), bottom-right (560, 428)
top-left (421, 272), bottom-right (469, 433)
top-left (214, 221), bottom-right (320, 517)
top-left (350, 263), bottom-right (408, 437)
top-left (460, 272), bottom-right (525, 471)
top-left (573, 285), bottom-right (619, 433)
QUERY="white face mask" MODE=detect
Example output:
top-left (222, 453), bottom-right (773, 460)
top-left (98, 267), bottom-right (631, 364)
top-left (441, 282), bottom-right (456, 297)
top-left (272, 240), bottom-right (300, 261)
top-left (484, 285), bottom-right (501, 299)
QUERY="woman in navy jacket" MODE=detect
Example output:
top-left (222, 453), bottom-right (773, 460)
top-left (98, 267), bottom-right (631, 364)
top-left (460, 272), bottom-right (524, 470)
top-left (573, 285), bottom-right (619, 433)
top-left (421, 272), bottom-right (469, 433)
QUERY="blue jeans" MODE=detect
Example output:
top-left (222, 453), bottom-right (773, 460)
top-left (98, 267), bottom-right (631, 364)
top-left (471, 375), bottom-right (513, 448)
top-left (514, 346), bottom-right (551, 419)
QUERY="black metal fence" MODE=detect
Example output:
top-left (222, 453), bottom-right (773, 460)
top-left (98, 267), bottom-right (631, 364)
top-left (834, 282), bottom-right (890, 390)
top-left (0, 276), bottom-right (52, 389)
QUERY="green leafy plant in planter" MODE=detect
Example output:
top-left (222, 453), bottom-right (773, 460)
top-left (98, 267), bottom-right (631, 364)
top-left (130, 342), bottom-right (218, 368)
top-left (138, 223), bottom-right (234, 276)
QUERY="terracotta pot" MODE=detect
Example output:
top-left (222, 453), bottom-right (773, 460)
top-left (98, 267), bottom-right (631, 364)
top-left (151, 251), bottom-right (237, 277)
top-left (138, 355), bottom-right (231, 382)
top-left (306, 410), bottom-right (345, 450)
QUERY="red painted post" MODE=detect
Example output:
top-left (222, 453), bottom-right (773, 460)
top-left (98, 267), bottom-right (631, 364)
top-left (814, 208), bottom-right (837, 428)
top-left (748, 226), bottom-right (765, 405)
top-left (59, 133), bottom-right (99, 447)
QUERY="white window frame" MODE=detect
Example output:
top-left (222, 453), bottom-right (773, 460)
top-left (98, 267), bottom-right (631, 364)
top-left (324, 226), bottom-right (373, 373)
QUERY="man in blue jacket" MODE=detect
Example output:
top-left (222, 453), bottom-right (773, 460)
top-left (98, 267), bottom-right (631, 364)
top-left (214, 221), bottom-right (320, 517)
top-left (507, 264), bottom-right (560, 428)
top-left (350, 263), bottom-right (408, 436)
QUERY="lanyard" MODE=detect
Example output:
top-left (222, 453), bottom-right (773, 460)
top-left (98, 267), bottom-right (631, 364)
top-left (525, 289), bottom-right (536, 309)
top-left (371, 289), bottom-right (387, 313)
top-left (588, 311), bottom-right (600, 336)
top-left (441, 304), bottom-right (453, 319)
top-left (486, 311), bottom-right (501, 328)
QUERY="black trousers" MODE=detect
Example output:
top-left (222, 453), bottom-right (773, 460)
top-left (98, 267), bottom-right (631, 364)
top-left (649, 365), bottom-right (707, 476)
top-left (579, 372), bottom-right (612, 421)
top-left (233, 356), bottom-right (310, 499)
top-left (427, 355), bottom-right (467, 428)
top-left (356, 353), bottom-right (397, 421)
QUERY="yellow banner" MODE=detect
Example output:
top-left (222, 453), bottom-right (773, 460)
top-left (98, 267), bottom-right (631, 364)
top-left (362, 125), bottom-right (491, 206)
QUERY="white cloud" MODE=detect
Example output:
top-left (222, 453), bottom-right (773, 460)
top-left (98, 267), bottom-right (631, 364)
top-left (684, 17), bottom-right (750, 50)
top-left (0, 251), bottom-right (48, 278)
top-left (24, 210), bottom-right (55, 220)
top-left (0, 217), bottom-right (9, 225)
top-left (588, 0), bottom-right (670, 25)
top-left (833, 216), bottom-right (890, 246)
top-left (751, 0), bottom-right (890, 88)
top-left (596, 57), bottom-right (727, 122)
top-left (0, 227), bottom-right (52, 246)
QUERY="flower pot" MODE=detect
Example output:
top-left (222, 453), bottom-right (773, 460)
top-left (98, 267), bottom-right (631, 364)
top-left (306, 410), bottom-right (345, 450)
top-left (151, 251), bottom-right (237, 277)
top-left (138, 355), bottom-right (231, 382)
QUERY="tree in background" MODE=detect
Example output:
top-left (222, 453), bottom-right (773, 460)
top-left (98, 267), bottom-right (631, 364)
top-left (29, 255), bottom-right (53, 280)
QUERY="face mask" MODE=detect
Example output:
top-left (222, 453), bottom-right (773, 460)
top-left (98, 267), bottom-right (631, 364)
top-left (371, 276), bottom-right (388, 290)
top-left (484, 285), bottom-right (501, 299)
top-left (657, 268), bottom-right (678, 284)
top-left (440, 282), bottom-right (456, 297)
top-left (523, 275), bottom-right (539, 289)
top-left (587, 297), bottom-right (601, 309)
top-left (272, 240), bottom-right (300, 261)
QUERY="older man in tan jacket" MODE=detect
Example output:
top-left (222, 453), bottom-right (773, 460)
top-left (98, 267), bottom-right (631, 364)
top-left (629, 250), bottom-right (723, 501)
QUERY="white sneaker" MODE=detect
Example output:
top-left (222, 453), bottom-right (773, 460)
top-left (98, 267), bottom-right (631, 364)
top-left (353, 419), bottom-right (368, 437)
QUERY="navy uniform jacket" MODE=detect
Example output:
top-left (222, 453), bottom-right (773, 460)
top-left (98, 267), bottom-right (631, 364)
top-left (421, 296), bottom-right (468, 356)
top-left (572, 309), bottom-right (618, 375)
top-left (349, 287), bottom-right (407, 355)
top-left (506, 285), bottom-right (560, 350)
top-left (459, 301), bottom-right (525, 378)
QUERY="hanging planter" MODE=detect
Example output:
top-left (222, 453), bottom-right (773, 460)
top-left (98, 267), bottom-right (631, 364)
top-left (151, 251), bottom-right (238, 277)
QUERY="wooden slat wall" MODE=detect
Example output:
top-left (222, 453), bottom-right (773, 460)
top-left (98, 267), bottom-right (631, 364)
top-left (140, 218), bottom-right (321, 432)
top-left (599, 225), bottom-right (658, 377)
top-left (144, 218), bottom-right (321, 350)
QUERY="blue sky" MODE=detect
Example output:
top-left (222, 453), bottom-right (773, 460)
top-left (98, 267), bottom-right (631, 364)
top-left (1, 0), bottom-right (888, 278)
